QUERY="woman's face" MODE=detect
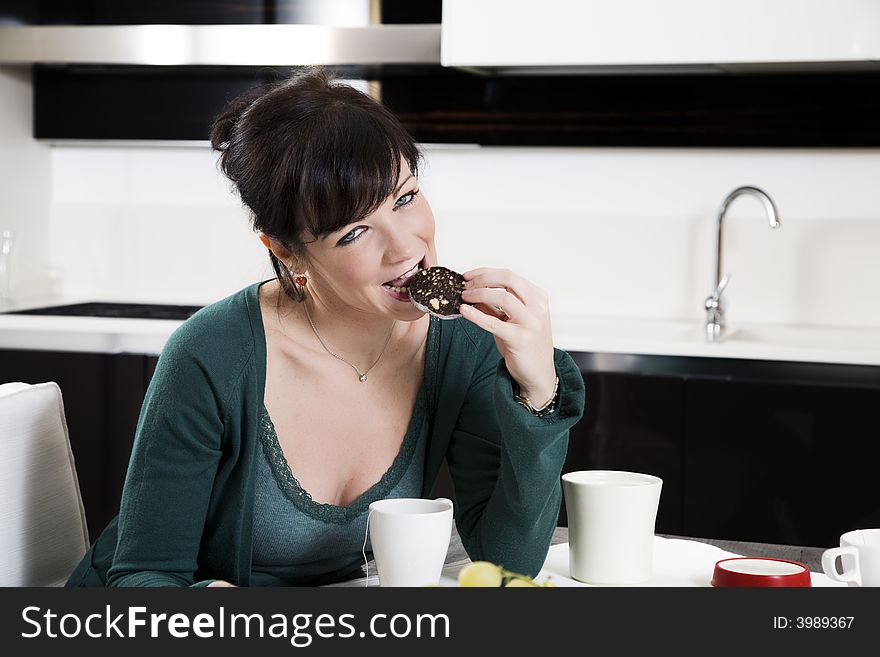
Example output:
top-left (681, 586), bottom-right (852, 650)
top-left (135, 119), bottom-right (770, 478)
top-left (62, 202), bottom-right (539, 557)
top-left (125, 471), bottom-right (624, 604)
top-left (300, 161), bottom-right (437, 322)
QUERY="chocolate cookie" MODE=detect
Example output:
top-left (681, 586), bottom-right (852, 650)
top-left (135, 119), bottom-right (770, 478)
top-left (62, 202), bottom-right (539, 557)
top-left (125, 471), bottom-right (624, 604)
top-left (408, 266), bottom-right (465, 319)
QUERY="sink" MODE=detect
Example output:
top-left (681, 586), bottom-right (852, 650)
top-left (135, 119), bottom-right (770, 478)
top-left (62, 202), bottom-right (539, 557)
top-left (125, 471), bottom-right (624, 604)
top-left (2, 302), bottom-right (202, 321)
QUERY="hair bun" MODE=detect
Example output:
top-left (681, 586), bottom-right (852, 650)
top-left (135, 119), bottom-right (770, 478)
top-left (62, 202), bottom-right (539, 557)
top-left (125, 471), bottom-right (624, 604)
top-left (209, 83), bottom-right (267, 152)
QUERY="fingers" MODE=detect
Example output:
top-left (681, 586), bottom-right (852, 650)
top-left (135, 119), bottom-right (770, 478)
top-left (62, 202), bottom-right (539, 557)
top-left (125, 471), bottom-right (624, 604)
top-left (459, 303), bottom-right (518, 339)
top-left (460, 286), bottom-right (526, 324)
top-left (459, 267), bottom-right (551, 341)
top-left (459, 267), bottom-right (554, 392)
top-left (463, 268), bottom-right (548, 309)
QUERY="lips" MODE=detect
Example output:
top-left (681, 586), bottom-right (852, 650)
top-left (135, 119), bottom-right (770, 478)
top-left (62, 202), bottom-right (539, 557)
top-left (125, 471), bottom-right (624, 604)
top-left (383, 258), bottom-right (425, 288)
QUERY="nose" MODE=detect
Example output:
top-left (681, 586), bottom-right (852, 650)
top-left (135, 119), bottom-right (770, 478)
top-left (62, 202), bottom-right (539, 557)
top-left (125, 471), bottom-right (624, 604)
top-left (383, 227), bottom-right (421, 266)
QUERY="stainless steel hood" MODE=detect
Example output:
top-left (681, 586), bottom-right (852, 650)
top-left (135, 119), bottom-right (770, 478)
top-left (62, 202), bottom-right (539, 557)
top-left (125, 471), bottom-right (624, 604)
top-left (0, 24), bottom-right (441, 66)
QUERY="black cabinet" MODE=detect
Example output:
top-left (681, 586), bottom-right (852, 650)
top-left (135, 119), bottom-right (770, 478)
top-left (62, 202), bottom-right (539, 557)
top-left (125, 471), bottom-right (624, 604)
top-left (564, 353), bottom-right (880, 548)
top-left (0, 349), bottom-right (151, 542)
top-left (431, 368), bottom-right (687, 535)
top-left (560, 372), bottom-right (684, 534)
top-left (683, 378), bottom-right (880, 547)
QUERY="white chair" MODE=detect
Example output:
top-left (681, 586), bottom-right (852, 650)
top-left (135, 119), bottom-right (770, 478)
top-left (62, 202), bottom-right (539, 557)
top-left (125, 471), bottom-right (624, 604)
top-left (0, 381), bottom-right (89, 586)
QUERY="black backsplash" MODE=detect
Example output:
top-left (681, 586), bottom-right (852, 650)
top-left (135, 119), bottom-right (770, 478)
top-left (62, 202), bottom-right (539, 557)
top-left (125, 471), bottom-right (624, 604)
top-left (384, 69), bottom-right (880, 147)
top-left (34, 65), bottom-right (276, 140)
top-left (33, 64), bottom-right (880, 146)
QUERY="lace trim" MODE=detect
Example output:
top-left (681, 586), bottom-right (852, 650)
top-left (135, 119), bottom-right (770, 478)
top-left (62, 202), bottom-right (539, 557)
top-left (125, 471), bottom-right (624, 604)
top-left (258, 318), bottom-right (435, 525)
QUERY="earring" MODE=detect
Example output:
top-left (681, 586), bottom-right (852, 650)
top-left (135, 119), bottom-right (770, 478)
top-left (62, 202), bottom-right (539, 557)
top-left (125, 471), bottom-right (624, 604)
top-left (293, 274), bottom-right (308, 287)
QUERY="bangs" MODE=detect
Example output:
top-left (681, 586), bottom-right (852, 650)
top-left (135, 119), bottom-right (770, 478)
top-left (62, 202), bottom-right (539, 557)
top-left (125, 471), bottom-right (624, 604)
top-left (292, 100), bottom-right (421, 242)
top-left (214, 68), bottom-right (423, 257)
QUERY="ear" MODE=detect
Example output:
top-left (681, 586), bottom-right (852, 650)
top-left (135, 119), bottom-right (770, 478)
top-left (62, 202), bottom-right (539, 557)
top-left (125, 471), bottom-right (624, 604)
top-left (258, 233), bottom-right (307, 273)
top-left (258, 232), bottom-right (293, 260)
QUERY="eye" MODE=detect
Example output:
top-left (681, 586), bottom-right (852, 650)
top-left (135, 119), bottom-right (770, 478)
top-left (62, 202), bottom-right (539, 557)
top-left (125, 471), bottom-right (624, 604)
top-left (393, 189), bottom-right (420, 210)
top-left (337, 226), bottom-right (367, 246)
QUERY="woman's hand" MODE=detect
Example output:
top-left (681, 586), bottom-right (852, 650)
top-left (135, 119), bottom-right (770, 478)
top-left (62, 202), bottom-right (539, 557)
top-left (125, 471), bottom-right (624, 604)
top-left (459, 268), bottom-right (557, 407)
top-left (207, 580), bottom-right (237, 587)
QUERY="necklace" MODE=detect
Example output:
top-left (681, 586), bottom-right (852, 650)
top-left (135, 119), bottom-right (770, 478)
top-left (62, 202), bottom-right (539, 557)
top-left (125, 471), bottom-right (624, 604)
top-left (302, 300), bottom-right (394, 382)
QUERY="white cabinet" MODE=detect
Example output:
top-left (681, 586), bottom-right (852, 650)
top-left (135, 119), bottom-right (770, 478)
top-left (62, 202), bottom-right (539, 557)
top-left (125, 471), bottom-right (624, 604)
top-left (441, 0), bottom-right (880, 72)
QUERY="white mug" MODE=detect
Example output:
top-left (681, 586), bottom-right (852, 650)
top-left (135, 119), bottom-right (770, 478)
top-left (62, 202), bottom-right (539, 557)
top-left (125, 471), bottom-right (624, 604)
top-left (368, 497), bottom-right (453, 587)
top-left (822, 529), bottom-right (880, 587)
top-left (562, 470), bottom-right (663, 585)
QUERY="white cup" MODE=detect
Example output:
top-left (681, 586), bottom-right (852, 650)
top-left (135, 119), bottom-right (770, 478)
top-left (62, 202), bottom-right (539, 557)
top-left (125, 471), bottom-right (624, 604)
top-left (368, 497), bottom-right (453, 587)
top-left (822, 528), bottom-right (880, 587)
top-left (562, 470), bottom-right (663, 585)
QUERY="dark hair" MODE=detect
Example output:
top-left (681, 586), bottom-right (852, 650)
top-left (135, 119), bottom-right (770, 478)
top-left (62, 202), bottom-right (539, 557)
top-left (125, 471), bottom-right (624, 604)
top-left (210, 67), bottom-right (422, 302)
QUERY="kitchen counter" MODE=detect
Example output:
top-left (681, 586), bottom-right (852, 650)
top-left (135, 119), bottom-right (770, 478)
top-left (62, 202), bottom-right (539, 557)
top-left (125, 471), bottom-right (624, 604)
top-left (0, 313), bottom-right (181, 355)
top-left (552, 315), bottom-right (880, 368)
top-left (1, 294), bottom-right (879, 366)
top-left (0, 292), bottom-right (194, 355)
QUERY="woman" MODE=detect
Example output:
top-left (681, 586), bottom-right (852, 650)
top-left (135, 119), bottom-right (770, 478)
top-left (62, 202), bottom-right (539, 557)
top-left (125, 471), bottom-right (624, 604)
top-left (66, 68), bottom-right (585, 587)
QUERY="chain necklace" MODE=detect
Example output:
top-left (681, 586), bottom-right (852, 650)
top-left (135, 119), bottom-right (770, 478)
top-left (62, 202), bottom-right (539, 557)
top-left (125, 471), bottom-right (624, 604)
top-left (302, 300), bottom-right (394, 383)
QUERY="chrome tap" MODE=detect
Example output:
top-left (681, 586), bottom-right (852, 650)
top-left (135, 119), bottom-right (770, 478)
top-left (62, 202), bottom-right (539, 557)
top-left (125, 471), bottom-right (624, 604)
top-left (706, 185), bottom-right (781, 342)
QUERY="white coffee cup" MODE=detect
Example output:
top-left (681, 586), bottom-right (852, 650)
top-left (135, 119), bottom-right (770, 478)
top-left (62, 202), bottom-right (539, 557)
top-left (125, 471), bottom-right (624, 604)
top-left (822, 528), bottom-right (880, 587)
top-left (562, 470), bottom-right (663, 585)
top-left (368, 497), bottom-right (453, 587)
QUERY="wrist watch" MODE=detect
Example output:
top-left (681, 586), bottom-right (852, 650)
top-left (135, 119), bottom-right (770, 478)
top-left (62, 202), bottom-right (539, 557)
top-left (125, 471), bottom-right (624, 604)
top-left (514, 376), bottom-right (560, 417)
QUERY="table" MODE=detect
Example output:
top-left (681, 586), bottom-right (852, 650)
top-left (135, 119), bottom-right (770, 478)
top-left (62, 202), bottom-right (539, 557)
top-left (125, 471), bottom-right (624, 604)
top-left (336, 526), bottom-right (830, 587)
top-left (442, 527), bottom-right (828, 574)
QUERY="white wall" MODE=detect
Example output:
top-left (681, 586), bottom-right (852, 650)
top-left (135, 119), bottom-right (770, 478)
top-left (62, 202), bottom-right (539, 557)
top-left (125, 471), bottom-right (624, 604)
top-left (0, 67), bottom-right (51, 301)
top-left (40, 143), bottom-right (880, 330)
top-left (47, 144), bottom-right (266, 305)
top-left (422, 147), bottom-right (880, 328)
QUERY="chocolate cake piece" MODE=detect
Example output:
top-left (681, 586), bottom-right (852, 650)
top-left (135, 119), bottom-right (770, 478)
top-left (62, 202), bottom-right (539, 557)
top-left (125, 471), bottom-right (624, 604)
top-left (408, 266), bottom-right (465, 319)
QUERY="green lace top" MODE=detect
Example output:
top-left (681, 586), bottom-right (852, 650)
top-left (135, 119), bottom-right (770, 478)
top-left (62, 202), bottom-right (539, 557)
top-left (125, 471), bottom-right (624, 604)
top-left (250, 382), bottom-right (428, 586)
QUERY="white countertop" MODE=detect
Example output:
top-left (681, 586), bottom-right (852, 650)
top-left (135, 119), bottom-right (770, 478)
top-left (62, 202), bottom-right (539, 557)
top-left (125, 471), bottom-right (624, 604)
top-left (552, 315), bottom-right (880, 368)
top-left (1, 296), bottom-right (879, 366)
top-left (0, 293), bottom-right (186, 356)
top-left (0, 314), bottom-right (180, 355)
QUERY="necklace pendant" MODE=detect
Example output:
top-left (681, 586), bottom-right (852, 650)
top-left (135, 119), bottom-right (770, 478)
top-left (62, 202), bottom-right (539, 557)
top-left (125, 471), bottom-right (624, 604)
top-left (359, 373), bottom-right (368, 382)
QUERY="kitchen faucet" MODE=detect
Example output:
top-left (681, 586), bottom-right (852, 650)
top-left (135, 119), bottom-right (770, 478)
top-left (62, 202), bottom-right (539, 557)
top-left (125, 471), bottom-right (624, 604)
top-left (705, 185), bottom-right (781, 342)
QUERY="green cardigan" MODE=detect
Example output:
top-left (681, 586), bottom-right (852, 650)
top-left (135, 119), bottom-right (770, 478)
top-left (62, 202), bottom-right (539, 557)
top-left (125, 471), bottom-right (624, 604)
top-left (66, 280), bottom-right (585, 587)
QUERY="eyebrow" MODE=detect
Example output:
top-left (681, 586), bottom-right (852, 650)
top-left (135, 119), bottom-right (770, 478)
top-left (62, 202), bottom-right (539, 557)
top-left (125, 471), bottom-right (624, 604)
top-left (394, 174), bottom-right (414, 196)
top-left (328, 175), bottom-right (416, 243)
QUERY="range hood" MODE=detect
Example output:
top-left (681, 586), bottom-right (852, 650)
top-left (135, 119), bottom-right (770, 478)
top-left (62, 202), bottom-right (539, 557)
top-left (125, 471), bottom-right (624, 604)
top-left (0, 24), bottom-right (440, 66)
